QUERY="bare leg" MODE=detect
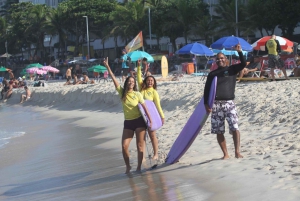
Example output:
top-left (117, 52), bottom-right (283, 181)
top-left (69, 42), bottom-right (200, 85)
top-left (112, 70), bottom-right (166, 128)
top-left (217, 134), bottom-right (230, 159)
top-left (280, 68), bottom-right (289, 79)
top-left (20, 95), bottom-right (24, 103)
top-left (232, 130), bottom-right (243, 158)
top-left (122, 129), bottom-right (134, 174)
top-left (270, 68), bottom-right (275, 81)
top-left (135, 127), bottom-right (146, 172)
top-left (148, 130), bottom-right (159, 160)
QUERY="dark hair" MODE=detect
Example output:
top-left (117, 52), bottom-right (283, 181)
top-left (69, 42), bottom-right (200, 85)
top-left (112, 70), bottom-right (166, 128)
top-left (82, 72), bottom-right (87, 75)
top-left (216, 52), bottom-right (227, 59)
top-left (141, 75), bottom-right (157, 90)
top-left (24, 86), bottom-right (28, 89)
top-left (121, 76), bottom-right (137, 102)
top-left (142, 57), bottom-right (147, 62)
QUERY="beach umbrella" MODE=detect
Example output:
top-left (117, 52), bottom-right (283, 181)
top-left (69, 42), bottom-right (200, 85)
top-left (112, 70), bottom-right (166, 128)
top-left (252, 36), bottom-right (293, 51)
top-left (26, 67), bottom-right (47, 75)
top-left (212, 48), bottom-right (248, 56)
top-left (211, 36), bottom-right (253, 51)
top-left (177, 42), bottom-right (214, 56)
top-left (87, 65), bottom-right (107, 73)
top-left (25, 63), bottom-right (43, 69)
top-left (0, 66), bottom-right (8, 72)
top-left (41, 66), bottom-right (60, 73)
top-left (126, 50), bottom-right (154, 63)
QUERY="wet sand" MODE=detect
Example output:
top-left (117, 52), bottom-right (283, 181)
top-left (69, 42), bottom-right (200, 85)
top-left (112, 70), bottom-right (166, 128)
top-left (0, 105), bottom-right (299, 201)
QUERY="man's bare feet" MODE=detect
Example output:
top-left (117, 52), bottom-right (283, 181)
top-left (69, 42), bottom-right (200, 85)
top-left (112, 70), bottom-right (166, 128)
top-left (152, 155), bottom-right (158, 160)
top-left (222, 155), bottom-right (230, 160)
top-left (135, 168), bottom-right (142, 173)
top-left (125, 166), bottom-right (131, 174)
top-left (235, 153), bottom-right (244, 158)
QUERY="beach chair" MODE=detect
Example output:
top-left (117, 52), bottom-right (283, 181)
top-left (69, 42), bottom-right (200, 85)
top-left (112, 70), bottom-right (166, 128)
top-left (284, 58), bottom-right (296, 69)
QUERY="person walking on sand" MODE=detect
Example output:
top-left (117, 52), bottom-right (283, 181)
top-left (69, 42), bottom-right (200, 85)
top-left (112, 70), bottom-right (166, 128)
top-left (265, 35), bottom-right (289, 81)
top-left (137, 59), bottom-right (164, 160)
top-left (20, 86), bottom-right (31, 103)
top-left (204, 44), bottom-right (245, 159)
top-left (103, 57), bottom-right (152, 174)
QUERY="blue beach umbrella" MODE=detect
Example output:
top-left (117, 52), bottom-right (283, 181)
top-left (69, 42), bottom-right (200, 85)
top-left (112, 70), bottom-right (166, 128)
top-left (212, 48), bottom-right (248, 59)
top-left (177, 42), bottom-right (214, 56)
top-left (126, 50), bottom-right (154, 63)
top-left (211, 36), bottom-right (253, 51)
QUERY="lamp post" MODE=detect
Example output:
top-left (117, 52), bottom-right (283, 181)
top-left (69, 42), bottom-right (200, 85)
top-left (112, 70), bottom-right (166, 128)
top-left (235, 0), bottom-right (238, 37)
top-left (148, 7), bottom-right (152, 49)
top-left (83, 16), bottom-right (90, 59)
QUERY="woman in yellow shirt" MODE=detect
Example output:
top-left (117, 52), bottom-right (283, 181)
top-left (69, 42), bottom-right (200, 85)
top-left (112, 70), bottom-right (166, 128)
top-left (103, 58), bottom-right (152, 174)
top-left (137, 59), bottom-right (164, 160)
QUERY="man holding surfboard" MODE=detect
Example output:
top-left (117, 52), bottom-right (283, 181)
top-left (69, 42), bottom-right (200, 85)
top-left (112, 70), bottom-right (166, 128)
top-left (204, 44), bottom-right (245, 159)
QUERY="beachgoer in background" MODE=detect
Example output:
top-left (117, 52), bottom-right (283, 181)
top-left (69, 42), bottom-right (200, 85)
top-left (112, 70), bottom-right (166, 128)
top-left (3, 80), bottom-right (13, 102)
top-left (137, 59), bottom-right (164, 160)
top-left (265, 35), bottom-right (288, 81)
top-left (237, 56), bottom-right (261, 80)
top-left (103, 57), bottom-right (152, 174)
top-left (8, 69), bottom-right (14, 80)
top-left (1, 79), bottom-right (8, 100)
top-left (66, 66), bottom-right (72, 82)
top-left (142, 58), bottom-right (151, 77)
top-left (193, 55), bottom-right (197, 72)
top-left (76, 72), bottom-right (89, 84)
top-left (20, 86), bottom-right (31, 103)
top-left (120, 49), bottom-right (130, 82)
top-left (72, 73), bottom-right (79, 85)
top-left (204, 44), bottom-right (245, 159)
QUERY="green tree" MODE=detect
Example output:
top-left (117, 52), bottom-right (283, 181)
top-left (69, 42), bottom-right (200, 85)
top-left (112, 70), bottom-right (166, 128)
top-left (26, 4), bottom-right (51, 59)
top-left (7, 2), bottom-right (34, 57)
top-left (109, 0), bottom-right (146, 55)
top-left (213, 0), bottom-right (247, 37)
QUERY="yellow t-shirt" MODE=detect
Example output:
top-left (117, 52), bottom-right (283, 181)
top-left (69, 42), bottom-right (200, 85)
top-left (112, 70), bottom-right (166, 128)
top-left (266, 39), bottom-right (278, 55)
top-left (116, 86), bottom-right (144, 120)
top-left (137, 66), bottom-right (165, 119)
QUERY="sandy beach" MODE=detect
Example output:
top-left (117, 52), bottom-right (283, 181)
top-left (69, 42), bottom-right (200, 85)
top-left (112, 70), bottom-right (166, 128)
top-left (0, 75), bottom-right (300, 200)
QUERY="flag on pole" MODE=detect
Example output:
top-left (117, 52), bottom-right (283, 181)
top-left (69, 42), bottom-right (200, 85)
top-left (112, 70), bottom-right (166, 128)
top-left (125, 31), bottom-right (143, 53)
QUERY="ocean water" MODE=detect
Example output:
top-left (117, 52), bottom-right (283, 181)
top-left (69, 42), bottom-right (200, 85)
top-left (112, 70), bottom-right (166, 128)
top-left (0, 131), bottom-right (25, 148)
top-left (0, 104), bottom-right (37, 148)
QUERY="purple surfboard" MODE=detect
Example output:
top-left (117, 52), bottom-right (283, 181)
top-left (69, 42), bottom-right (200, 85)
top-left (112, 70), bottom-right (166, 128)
top-left (138, 100), bottom-right (163, 131)
top-left (165, 76), bottom-right (217, 164)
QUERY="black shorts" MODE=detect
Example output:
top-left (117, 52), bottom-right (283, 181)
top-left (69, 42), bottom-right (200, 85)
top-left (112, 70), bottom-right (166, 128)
top-left (124, 116), bottom-right (147, 131)
top-left (67, 76), bottom-right (72, 81)
top-left (122, 68), bottom-right (129, 76)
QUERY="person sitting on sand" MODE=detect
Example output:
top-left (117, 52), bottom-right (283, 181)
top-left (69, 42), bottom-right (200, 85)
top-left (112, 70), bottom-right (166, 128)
top-left (20, 86), bottom-right (31, 103)
top-left (1, 79), bottom-right (8, 100)
top-left (137, 59), bottom-right (164, 160)
top-left (76, 72), bottom-right (90, 84)
top-left (3, 80), bottom-right (13, 102)
top-left (103, 57), bottom-right (152, 174)
top-left (204, 44), bottom-right (245, 159)
top-left (237, 56), bottom-right (261, 81)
